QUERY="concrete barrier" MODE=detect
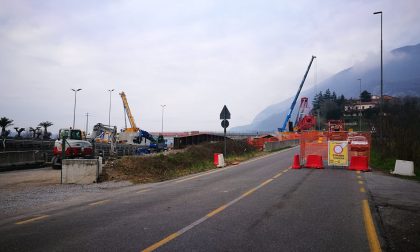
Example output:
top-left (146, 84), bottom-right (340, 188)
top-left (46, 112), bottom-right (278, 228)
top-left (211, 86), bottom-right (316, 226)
top-left (264, 139), bottom-right (299, 152)
top-left (62, 157), bottom-right (103, 184)
top-left (0, 151), bottom-right (46, 169)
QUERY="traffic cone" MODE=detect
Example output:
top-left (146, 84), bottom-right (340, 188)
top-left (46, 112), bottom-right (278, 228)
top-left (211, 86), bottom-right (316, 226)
top-left (292, 154), bottom-right (301, 169)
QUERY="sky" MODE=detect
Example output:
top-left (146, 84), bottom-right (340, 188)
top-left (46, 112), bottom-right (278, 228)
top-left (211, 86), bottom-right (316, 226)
top-left (1, 0), bottom-right (420, 134)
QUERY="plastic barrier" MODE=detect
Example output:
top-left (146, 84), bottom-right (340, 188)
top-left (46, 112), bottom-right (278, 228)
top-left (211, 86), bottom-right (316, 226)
top-left (292, 154), bottom-right (301, 169)
top-left (213, 153), bottom-right (225, 168)
top-left (348, 156), bottom-right (369, 171)
top-left (391, 160), bottom-right (415, 176)
top-left (305, 154), bottom-right (324, 169)
top-left (213, 153), bottom-right (220, 166)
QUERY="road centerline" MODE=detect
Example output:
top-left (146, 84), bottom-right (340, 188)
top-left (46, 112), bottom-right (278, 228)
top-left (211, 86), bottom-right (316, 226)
top-left (141, 170), bottom-right (285, 252)
top-left (15, 215), bottom-right (49, 225)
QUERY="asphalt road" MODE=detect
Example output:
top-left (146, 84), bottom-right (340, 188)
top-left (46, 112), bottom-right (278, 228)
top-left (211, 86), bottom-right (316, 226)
top-left (0, 147), bottom-right (378, 251)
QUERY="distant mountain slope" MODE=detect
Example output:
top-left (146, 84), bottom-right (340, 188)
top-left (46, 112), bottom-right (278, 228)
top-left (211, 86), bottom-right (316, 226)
top-left (232, 43), bottom-right (420, 132)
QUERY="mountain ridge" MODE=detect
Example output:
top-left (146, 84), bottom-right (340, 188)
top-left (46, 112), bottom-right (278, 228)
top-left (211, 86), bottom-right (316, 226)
top-left (232, 42), bottom-right (420, 132)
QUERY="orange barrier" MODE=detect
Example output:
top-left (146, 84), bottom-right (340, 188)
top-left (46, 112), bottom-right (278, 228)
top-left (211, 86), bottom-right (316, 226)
top-left (305, 154), bottom-right (324, 169)
top-left (247, 135), bottom-right (278, 151)
top-left (292, 154), bottom-right (301, 169)
top-left (348, 156), bottom-right (369, 171)
top-left (299, 130), bottom-right (371, 170)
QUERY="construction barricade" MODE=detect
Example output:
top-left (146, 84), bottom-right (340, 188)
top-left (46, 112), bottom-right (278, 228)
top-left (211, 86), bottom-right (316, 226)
top-left (298, 131), bottom-right (371, 171)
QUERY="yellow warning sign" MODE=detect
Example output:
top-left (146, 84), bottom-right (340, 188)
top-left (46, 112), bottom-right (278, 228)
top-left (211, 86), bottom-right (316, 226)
top-left (328, 141), bottom-right (349, 166)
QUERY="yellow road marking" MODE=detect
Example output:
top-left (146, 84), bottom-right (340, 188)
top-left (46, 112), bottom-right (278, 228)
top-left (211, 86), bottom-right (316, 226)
top-left (206, 205), bottom-right (228, 217)
top-left (360, 187), bottom-right (366, 193)
top-left (89, 199), bottom-right (110, 206)
top-left (142, 232), bottom-right (180, 252)
top-left (273, 172), bottom-right (283, 179)
top-left (358, 181), bottom-right (364, 185)
top-left (16, 215), bottom-right (49, 225)
top-left (174, 169), bottom-right (220, 184)
top-left (141, 176), bottom-right (277, 251)
top-left (362, 200), bottom-right (382, 252)
top-left (136, 189), bottom-right (151, 194)
top-left (357, 175), bottom-right (362, 179)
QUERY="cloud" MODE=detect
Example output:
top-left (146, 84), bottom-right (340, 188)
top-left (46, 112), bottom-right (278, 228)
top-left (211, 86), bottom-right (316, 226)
top-left (1, 0), bottom-right (420, 133)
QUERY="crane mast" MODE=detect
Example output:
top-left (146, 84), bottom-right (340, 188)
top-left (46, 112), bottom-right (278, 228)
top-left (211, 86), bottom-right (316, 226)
top-left (119, 92), bottom-right (139, 132)
top-left (279, 55), bottom-right (316, 132)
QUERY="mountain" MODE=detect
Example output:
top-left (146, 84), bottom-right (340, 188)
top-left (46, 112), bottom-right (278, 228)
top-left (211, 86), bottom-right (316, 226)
top-left (232, 43), bottom-right (420, 132)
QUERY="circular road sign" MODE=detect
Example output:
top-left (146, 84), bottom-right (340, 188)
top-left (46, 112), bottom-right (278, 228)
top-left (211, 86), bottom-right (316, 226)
top-left (221, 119), bottom-right (229, 129)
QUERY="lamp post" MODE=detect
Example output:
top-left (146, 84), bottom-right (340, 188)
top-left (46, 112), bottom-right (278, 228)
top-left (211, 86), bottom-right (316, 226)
top-left (373, 11), bottom-right (383, 142)
top-left (358, 78), bottom-right (362, 131)
top-left (108, 89), bottom-right (114, 126)
top-left (71, 88), bottom-right (82, 129)
top-left (161, 105), bottom-right (166, 134)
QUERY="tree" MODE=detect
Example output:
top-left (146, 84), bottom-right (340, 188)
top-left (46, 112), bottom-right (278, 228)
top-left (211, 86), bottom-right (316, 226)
top-left (0, 117), bottom-right (14, 137)
top-left (14, 127), bottom-right (25, 138)
top-left (29, 127), bottom-right (37, 138)
top-left (360, 90), bottom-right (372, 102)
top-left (38, 121), bottom-right (53, 139)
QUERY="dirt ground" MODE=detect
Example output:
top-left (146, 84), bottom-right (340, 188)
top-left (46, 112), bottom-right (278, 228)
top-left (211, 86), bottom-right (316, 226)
top-left (0, 167), bottom-right (60, 189)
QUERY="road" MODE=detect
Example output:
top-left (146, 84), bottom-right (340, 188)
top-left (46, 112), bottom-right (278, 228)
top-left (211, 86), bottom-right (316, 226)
top-left (0, 147), bottom-right (380, 251)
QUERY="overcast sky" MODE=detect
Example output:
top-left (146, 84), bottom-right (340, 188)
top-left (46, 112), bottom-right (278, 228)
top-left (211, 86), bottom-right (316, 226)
top-left (1, 0), bottom-right (420, 133)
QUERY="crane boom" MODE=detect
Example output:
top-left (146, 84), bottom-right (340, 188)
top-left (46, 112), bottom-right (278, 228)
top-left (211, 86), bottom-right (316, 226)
top-left (279, 55), bottom-right (316, 132)
top-left (119, 92), bottom-right (139, 132)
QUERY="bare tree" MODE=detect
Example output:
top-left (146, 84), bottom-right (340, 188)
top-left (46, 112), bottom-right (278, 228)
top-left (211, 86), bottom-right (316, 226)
top-left (14, 127), bottom-right (25, 138)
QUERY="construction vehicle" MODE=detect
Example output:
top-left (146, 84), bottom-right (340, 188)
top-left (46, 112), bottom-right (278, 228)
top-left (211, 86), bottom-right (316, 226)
top-left (293, 97), bottom-right (316, 132)
top-left (279, 56), bottom-right (316, 132)
top-left (90, 123), bottom-right (117, 155)
top-left (119, 91), bottom-right (141, 145)
top-left (119, 91), bottom-right (168, 152)
top-left (51, 128), bottom-right (93, 169)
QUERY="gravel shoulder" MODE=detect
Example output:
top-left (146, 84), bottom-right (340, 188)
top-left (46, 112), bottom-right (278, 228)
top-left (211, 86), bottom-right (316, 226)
top-left (365, 170), bottom-right (420, 251)
top-left (0, 167), bottom-right (133, 220)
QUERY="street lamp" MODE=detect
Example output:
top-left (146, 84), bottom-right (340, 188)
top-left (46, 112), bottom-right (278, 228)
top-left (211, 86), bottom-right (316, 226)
top-left (358, 78), bottom-right (362, 131)
top-left (161, 105), bottom-right (166, 134)
top-left (373, 11), bottom-right (383, 141)
top-left (71, 88), bottom-right (82, 129)
top-left (108, 89), bottom-right (114, 126)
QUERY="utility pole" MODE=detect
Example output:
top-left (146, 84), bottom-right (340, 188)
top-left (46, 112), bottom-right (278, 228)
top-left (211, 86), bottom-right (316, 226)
top-left (108, 89), bottom-right (114, 126)
top-left (161, 105), bottom-right (166, 134)
top-left (358, 78), bottom-right (362, 131)
top-left (85, 112), bottom-right (90, 135)
top-left (71, 88), bottom-right (82, 129)
top-left (374, 11), bottom-right (383, 143)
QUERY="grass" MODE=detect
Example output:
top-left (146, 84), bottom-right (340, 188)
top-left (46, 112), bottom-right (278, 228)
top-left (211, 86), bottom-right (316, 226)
top-left (101, 140), bottom-right (286, 184)
top-left (370, 147), bottom-right (420, 181)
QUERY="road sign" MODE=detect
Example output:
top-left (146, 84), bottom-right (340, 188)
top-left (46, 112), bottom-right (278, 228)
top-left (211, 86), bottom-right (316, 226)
top-left (328, 141), bottom-right (349, 166)
top-left (220, 105), bottom-right (231, 120)
top-left (221, 119), bottom-right (229, 128)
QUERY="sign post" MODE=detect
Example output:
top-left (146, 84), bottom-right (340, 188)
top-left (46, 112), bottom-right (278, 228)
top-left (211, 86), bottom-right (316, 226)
top-left (220, 105), bottom-right (231, 158)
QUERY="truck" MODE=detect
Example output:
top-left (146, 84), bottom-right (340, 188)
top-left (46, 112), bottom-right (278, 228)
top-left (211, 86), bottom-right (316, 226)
top-left (51, 128), bottom-right (94, 169)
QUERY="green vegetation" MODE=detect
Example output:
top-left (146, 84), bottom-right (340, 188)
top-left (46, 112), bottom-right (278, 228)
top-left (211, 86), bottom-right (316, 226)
top-left (371, 96), bottom-right (420, 179)
top-left (101, 140), bottom-right (265, 183)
